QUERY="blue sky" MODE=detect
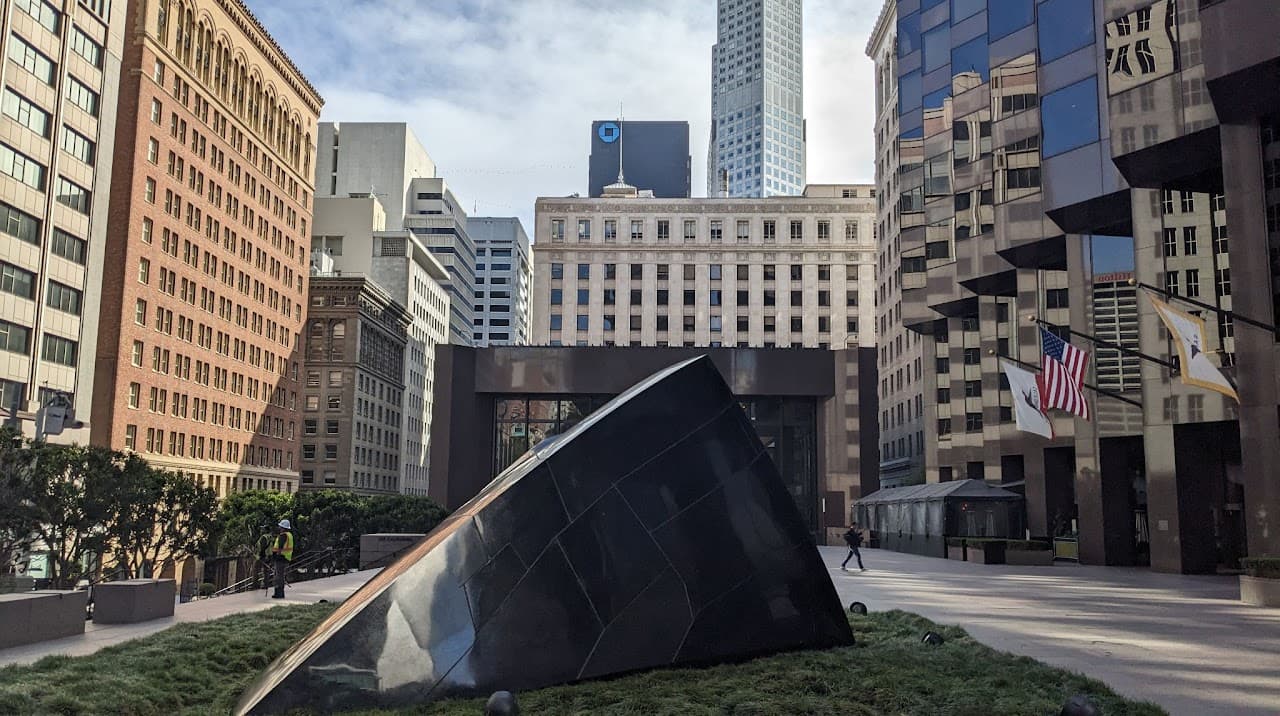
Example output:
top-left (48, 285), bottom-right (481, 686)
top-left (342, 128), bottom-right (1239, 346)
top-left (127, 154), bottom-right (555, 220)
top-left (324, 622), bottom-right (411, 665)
top-left (244, 0), bottom-right (882, 232)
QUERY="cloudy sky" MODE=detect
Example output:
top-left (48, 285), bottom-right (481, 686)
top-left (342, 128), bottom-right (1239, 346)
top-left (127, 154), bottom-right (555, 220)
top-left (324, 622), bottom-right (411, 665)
top-left (244, 0), bottom-right (883, 230)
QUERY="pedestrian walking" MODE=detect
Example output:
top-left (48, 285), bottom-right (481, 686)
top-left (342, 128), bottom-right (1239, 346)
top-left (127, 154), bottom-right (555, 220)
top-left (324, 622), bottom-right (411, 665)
top-left (841, 523), bottom-right (866, 571)
top-left (271, 519), bottom-right (294, 599)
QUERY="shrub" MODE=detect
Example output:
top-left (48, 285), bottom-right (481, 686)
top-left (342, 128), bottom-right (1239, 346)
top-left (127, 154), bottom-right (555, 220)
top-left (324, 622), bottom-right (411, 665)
top-left (1007, 540), bottom-right (1051, 552)
top-left (1241, 556), bottom-right (1280, 580)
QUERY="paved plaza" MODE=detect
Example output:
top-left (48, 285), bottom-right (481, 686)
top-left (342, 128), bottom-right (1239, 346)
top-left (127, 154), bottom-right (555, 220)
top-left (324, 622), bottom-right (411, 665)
top-left (0, 571), bottom-right (373, 668)
top-left (821, 546), bottom-right (1280, 715)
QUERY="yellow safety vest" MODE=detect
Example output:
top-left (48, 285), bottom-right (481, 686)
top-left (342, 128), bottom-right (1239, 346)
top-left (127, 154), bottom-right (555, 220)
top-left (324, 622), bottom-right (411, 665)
top-left (273, 531), bottom-right (294, 562)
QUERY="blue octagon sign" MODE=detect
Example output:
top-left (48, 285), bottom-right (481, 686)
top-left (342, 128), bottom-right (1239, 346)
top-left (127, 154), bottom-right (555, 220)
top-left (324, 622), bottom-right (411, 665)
top-left (598, 122), bottom-right (620, 144)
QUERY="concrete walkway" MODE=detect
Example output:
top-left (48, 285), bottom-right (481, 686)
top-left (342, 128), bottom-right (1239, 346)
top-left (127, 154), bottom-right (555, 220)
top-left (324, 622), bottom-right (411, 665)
top-left (821, 547), bottom-right (1280, 716)
top-left (0, 570), bottom-right (374, 668)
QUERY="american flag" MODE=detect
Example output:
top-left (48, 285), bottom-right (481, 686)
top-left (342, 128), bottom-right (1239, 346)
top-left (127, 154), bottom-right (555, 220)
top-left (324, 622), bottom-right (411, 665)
top-left (1039, 327), bottom-right (1090, 420)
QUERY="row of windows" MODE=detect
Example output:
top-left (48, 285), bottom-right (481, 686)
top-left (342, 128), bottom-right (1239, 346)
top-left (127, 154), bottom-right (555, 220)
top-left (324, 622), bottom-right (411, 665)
top-left (549, 313), bottom-right (857, 334)
top-left (0, 318), bottom-right (76, 365)
top-left (550, 287), bottom-right (855, 308)
top-left (548, 217), bottom-right (861, 243)
top-left (550, 262), bottom-right (860, 283)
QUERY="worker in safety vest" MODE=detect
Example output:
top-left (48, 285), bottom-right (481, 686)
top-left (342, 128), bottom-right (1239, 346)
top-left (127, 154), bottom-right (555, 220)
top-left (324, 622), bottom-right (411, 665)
top-left (270, 519), bottom-right (294, 599)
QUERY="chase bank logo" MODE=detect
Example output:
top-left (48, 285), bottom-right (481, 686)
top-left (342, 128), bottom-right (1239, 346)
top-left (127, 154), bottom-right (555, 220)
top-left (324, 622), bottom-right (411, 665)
top-left (598, 122), bottom-right (620, 144)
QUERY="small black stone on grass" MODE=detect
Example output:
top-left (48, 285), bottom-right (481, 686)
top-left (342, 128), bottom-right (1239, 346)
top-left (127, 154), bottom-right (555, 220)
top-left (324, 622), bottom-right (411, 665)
top-left (848, 602), bottom-right (868, 615)
top-left (921, 631), bottom-right (945, 646)
top-left (485, 690), bottom-right (519, 715)
top-left (1060, 694), bottom-right (1102, 716)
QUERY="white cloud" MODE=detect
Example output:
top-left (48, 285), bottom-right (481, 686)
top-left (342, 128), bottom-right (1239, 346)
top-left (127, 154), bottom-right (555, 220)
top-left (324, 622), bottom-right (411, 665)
top-left (245, 0), bottom-right (880, 231)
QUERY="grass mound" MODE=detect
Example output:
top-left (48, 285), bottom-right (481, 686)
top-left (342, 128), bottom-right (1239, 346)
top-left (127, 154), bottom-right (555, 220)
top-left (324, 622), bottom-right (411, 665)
top-left (0, 605), bottom-right (1164, 715)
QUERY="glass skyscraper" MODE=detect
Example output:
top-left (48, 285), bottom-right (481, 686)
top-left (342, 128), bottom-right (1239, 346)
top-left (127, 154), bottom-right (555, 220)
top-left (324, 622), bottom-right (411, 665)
top-left (709, 0), bottom-right (806, 198)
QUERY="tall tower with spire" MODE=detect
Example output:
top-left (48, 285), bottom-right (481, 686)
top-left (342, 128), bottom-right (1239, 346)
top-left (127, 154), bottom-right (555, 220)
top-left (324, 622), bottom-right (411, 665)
top-left (709, 0), bottom-right (806, 198)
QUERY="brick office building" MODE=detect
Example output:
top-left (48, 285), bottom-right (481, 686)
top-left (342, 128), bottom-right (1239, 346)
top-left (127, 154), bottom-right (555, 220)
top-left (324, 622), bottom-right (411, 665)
top-left (91, 0), bottom-right (322, 497)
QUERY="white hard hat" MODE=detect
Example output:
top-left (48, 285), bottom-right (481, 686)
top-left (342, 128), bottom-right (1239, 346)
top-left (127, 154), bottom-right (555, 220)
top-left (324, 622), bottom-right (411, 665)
top-left (278, 519), bottom-right (291, 530)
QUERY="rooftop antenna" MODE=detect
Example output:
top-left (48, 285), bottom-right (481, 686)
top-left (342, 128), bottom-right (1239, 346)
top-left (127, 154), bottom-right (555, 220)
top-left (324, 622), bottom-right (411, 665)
top-left (616, 101), bottom-right (625, 185)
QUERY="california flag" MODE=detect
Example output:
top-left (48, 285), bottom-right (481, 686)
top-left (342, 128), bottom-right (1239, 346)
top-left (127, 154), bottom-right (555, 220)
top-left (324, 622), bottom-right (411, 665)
top-left (1000, 359), bottom-right (1054, 439)
top-left (1149, 295), bottom-right (1239, 402)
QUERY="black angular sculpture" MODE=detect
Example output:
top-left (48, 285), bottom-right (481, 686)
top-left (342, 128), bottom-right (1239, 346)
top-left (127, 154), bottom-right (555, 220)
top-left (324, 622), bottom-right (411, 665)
top-left (236, 356), bottom-right (853, 714)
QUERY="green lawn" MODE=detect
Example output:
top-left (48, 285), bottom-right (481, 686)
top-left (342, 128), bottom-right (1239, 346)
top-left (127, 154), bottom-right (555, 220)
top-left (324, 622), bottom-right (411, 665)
top-left (0, 604), bottom-right (1165, 716)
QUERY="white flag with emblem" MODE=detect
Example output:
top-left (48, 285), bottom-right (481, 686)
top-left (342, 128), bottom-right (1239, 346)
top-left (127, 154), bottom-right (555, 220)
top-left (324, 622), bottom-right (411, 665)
top-left (1149, 295), bottom-right (1239, 402)
top-left (1000, 359), bottom-right (1054, 439)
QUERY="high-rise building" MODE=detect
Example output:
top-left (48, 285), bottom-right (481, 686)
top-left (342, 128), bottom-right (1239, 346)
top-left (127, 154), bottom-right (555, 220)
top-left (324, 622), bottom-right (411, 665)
top-left (315, 122), bottom-right (435, 231)
top-left (531, 185), bottom-right (876, 350)
top-left (92, 0), bottom-right (322, 496)
top-left (588, 120), bottom-right (690, 199)
top-left (0, 0), bottom-right (126, 443)
top-left (311, 195), bottom-right (451, 496)
top-left (709, 0), bottom-right (806, 198)
top-left (299, 274), bottom-right (409, 494)
top-left (866, 0), bottom-right (923, 489)
top-left (314, 122), bottom-right (476, 346)
top-left (874, 0), bottom-right (1280, 571)
top-left (467, 217), bottom-right (532, 346)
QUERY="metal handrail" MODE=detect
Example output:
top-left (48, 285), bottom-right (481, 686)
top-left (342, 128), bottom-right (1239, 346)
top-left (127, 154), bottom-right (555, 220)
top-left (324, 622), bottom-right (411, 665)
top-left (206, 547), bottom-right (351, 599)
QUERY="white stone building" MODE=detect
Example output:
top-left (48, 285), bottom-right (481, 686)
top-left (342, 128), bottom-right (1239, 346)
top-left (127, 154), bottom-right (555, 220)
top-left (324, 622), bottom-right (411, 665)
top-left (467, 217), bottom-right (532, 346)
top-left (532, 185), bottom-right (876, 349)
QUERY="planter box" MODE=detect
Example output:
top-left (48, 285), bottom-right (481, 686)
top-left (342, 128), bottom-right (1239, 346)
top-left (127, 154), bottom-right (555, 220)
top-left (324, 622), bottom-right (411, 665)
top-left (968, 544), bottom-right (1006, 565)
top-left (947, 545), bottom-right (966, 561)
top-left (1240, 575), bottom-right (1280, 607)
top-left (1006, 549), bottom-right (1053, 566)
top-left (0, 590), bottom-right (88, 649)
top-left (92, 579), bottom-right (176, 624)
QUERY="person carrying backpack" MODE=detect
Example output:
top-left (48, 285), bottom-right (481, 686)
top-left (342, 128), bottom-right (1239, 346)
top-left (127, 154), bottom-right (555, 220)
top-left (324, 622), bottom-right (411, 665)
top-left (841, 523), bottom-right (866, 571)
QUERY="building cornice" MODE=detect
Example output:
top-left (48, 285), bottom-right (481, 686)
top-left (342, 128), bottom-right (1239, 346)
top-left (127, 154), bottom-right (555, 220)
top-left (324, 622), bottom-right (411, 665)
top-left (865, 0), bottom-right (897, 58)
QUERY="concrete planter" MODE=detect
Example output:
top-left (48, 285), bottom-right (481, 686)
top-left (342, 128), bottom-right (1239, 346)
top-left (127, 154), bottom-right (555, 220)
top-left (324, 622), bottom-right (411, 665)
top-left (1240, 575), bottom-right (1280, 607)
top-left (92, 579), bottom-right (176, 624)
top-left (0, 590), bottom-right (88, 648)
top-left (968, 544), bottom-right (1006, 565)
top-left (947, 545), bottom-right (966, 561)
top-left (1006, 550), bottom-right (1053, 566)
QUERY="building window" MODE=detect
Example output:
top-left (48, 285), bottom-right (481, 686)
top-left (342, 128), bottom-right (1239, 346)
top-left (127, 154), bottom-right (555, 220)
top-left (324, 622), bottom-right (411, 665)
top-left (604, 219), bottom-right (617, 242)
top-left (0, 320), bottom-right (31, 355)
top-left (0, 262), bottom-right (36, 300)
top-left (1183, 226), bottom-right (1198, 255)
top-left (54, 176), bottom-right (91, 213)
top-left (0, 201), bottom-right (41, 245)
top-left (550, 262), bottom-right (563, 279)
top-left (41, 334), bottom-right (77, 366)
top-left (630, 219), bottom-right (644, 241)
top-left (1164, 271), bottom-right (1179, 295)
top-left (965, 380), bottom-right (982, 398)
top-left (1005, 167), bottom-right (1041, 189)
top-left (576, 289), bottom-right (589, 305)
top-left (965, 412), bottom-right (984, 432)
top-left (576, 315), bottom-right (588, 331)
top-left (549, 314), bottom-right (562, 330)
top-left (1162, 228), bottom-right (1177, 257)
top-left (1216, 268), bottom-right (1231, 297)
top-left (937, 418), bottom-right (951, 436)
top-left (736, 220), bottom-right (750, 242)
top-left (64, 76), bottom-right (99, 116)
top-left (8, 35), bottom-right (56, 85)
top-left (550, 289), bottom-right (562, 305)
top-left (144, 178), bottom-right (156, 203)
top-left (577, 219), bottom-right (591, 241)
top-left (1185, 269), bottom-right (1200, 298)
top-left (709, 220), bottom-right (722, 242)
top-left (577, 263), bottom-right (590, 280)
top-left (763, 220), bottom-right (776, 242)
top-left (964, 348), bottom-right (981, 365)
top-left (1046, 288), bottom-right (1069, 309)
top-left (1181, 191), bottom-right (1195, 213)
top-left (550, 219), bottom-right (565, 242)
top-left (46, 281), bottom-right (82, 315)
top-left (0, 143), bottom-right (46, 190)
top-left (1213, 224), bottom-right (1229, 254)
top-left (2, 89), bottom-right (51, 138)
top-left (790, 220), bottom-right (803, 241)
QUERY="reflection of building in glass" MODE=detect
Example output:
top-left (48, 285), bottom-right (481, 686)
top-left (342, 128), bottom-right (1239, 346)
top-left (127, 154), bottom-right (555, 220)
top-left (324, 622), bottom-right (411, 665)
top-left (1092, 273), bottom-right (1141, 393)
top-left (873, 0), bottom-right (1278, 573)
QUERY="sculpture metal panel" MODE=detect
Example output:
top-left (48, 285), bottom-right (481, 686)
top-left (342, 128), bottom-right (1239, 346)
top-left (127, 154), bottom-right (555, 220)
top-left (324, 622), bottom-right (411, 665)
top-left (236, 356), bottom-right (853, 714)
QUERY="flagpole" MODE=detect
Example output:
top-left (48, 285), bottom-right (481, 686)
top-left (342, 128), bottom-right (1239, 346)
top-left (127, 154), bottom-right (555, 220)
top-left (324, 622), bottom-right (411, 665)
top-left (1027, 316), bottom-right (1178, 370)
top-left (992, 351), bottom-right (1144, 408)
top-left (1131, 280), bottom-right (1279, 336)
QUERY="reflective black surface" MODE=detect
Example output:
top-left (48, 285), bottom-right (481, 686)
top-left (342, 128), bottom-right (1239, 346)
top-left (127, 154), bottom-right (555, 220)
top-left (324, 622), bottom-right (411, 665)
top-left (236, 356), bottom-right (853, 715)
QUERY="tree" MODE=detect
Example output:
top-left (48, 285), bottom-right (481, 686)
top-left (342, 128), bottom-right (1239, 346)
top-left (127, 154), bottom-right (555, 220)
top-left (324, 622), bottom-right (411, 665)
top-left (292, 490), bottom-right (366, 572)
top-left (360, 494), bottom-right (449, 537)
top-left (107, 462), bottom-right (218, 579)
top-left (214, 490), bottom-right (293, 557)
top-left (0, 429), bottom-right (35, 571)
top-left (17, 443), bottom-right (121, 588)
